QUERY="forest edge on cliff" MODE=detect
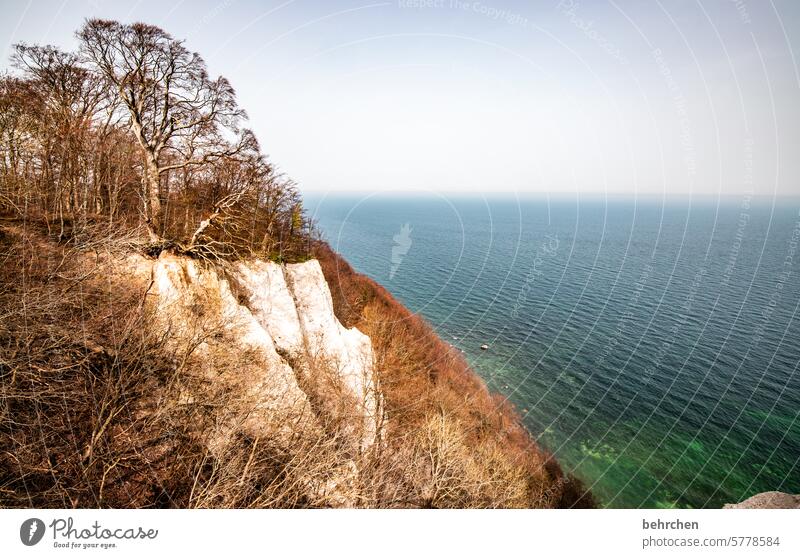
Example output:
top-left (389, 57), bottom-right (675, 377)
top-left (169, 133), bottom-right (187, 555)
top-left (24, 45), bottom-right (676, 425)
top-left (0, 19), bottom-right (594, 508)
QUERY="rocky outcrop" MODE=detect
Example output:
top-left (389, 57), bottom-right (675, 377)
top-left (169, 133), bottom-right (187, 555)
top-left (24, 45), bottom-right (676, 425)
top-left (723, 492), bottom-right (800, 509)
top-left (135, 252), bottom-right (380, 451)
top-left (235, 258), bottom-right (379, 446)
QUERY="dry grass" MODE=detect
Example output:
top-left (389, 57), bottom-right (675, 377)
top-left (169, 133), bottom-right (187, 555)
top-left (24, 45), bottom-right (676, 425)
top-left (0, 217), bottom-right (183, 507)
top-left (0, 220), bottom-right (358, 508)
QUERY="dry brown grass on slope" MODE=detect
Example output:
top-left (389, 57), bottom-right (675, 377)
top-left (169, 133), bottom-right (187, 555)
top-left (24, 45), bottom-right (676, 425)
top-left (0, 221), bottom-right (361, 508)
top-left (314, 241), bottom-right (596, 508)
top-left (0, 221), bottom-right (189, 507)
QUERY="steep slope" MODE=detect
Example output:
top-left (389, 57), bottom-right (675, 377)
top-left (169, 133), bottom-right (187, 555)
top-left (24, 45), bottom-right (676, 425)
top-left (236, 259), bottom-right (379, 447)
top-left (0, 221), bottom-right (592, 508)
top-left (134, 248), bottom-right (593, 507)
top-left (139, 252), bottom-right (381, 453)
top-left (314, 242), bottom-right (596, 508)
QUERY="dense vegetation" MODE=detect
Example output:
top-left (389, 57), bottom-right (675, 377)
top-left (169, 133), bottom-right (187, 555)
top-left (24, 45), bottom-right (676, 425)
top-left (1, 20), bottom-right (311, 260)
top-left (0, 20), bottom-right (594, 508)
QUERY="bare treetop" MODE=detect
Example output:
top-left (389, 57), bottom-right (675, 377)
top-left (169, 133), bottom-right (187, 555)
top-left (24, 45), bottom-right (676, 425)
top-left (2, 18), bottom-right (310, 261)
top-left (78, 19), bottom-right (255, 239)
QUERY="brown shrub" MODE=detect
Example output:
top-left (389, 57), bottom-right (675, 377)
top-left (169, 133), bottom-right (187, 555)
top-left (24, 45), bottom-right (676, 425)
top-left (0, 219), bottom-right (185, 507)
top-left (0, 221), bottom-right (352, 508)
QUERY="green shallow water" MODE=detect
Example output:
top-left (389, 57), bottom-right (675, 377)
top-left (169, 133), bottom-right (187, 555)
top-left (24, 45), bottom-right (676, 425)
top-left (309, 194), bottom-right (800, 508)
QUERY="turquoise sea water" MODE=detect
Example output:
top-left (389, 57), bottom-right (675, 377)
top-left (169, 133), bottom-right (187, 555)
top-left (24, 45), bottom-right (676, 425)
top-left (308, 194), bottom-right (800, 508)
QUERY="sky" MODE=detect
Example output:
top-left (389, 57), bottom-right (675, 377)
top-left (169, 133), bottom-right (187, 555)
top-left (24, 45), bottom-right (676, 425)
top-left (1, 0), bottom-right (799, 198)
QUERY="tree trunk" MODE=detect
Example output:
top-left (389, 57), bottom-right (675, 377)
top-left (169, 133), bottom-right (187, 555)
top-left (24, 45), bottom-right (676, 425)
top-left (143, 154), bottom-right (162, 241)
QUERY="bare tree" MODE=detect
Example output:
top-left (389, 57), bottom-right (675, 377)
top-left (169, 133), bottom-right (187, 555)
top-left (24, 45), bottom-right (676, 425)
top-left (11, 44), bottom-right (107, 237)
top-left (0, 76), bottom-right (41, 211)
top-left (77, 20), bottom-right (253, 241)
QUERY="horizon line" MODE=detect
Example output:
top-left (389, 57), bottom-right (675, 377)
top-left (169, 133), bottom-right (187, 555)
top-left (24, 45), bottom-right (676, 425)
top-left (300, 189), bottom-right (800, 200)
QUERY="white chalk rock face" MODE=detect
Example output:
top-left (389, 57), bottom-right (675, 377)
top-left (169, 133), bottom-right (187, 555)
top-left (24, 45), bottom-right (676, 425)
top-left (146, 253), bottom-right (379, 448)
top-left (234, 260), bottom-right (304, 351)
top-left (149, 254), bottom-right (311, 442)
top-left (284, 260), bottom-right (379, 444)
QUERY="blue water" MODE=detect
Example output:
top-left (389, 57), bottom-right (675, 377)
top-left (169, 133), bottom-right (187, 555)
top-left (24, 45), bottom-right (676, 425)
top-left (308, 193), bottom-right (800, 508)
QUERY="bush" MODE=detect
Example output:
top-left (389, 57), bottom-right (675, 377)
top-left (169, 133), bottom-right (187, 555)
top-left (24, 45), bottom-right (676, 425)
top-left (0, 223), bottom-right (336, 507)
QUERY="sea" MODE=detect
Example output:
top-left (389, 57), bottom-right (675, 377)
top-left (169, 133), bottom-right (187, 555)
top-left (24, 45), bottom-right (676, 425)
top-left (307, 193), bottom-right (800, 508)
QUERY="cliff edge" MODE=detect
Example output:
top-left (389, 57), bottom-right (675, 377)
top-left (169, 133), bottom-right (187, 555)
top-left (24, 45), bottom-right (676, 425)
top-left (0, 222), bottom-right (592, 508)
top-left (141, 253), bottom-right (380, 449)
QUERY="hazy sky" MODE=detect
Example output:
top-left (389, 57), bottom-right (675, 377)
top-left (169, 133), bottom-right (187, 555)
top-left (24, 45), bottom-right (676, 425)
top-left (2, 0), bottom-right (799, 198)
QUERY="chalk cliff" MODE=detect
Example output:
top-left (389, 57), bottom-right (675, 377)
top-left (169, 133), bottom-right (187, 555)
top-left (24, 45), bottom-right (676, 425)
top-left (135, 252), bottom-right (380, 456)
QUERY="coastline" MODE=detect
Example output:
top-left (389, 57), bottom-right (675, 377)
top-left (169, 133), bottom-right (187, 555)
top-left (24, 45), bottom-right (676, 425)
top-left (313, 240), bottom-right (596, 508)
